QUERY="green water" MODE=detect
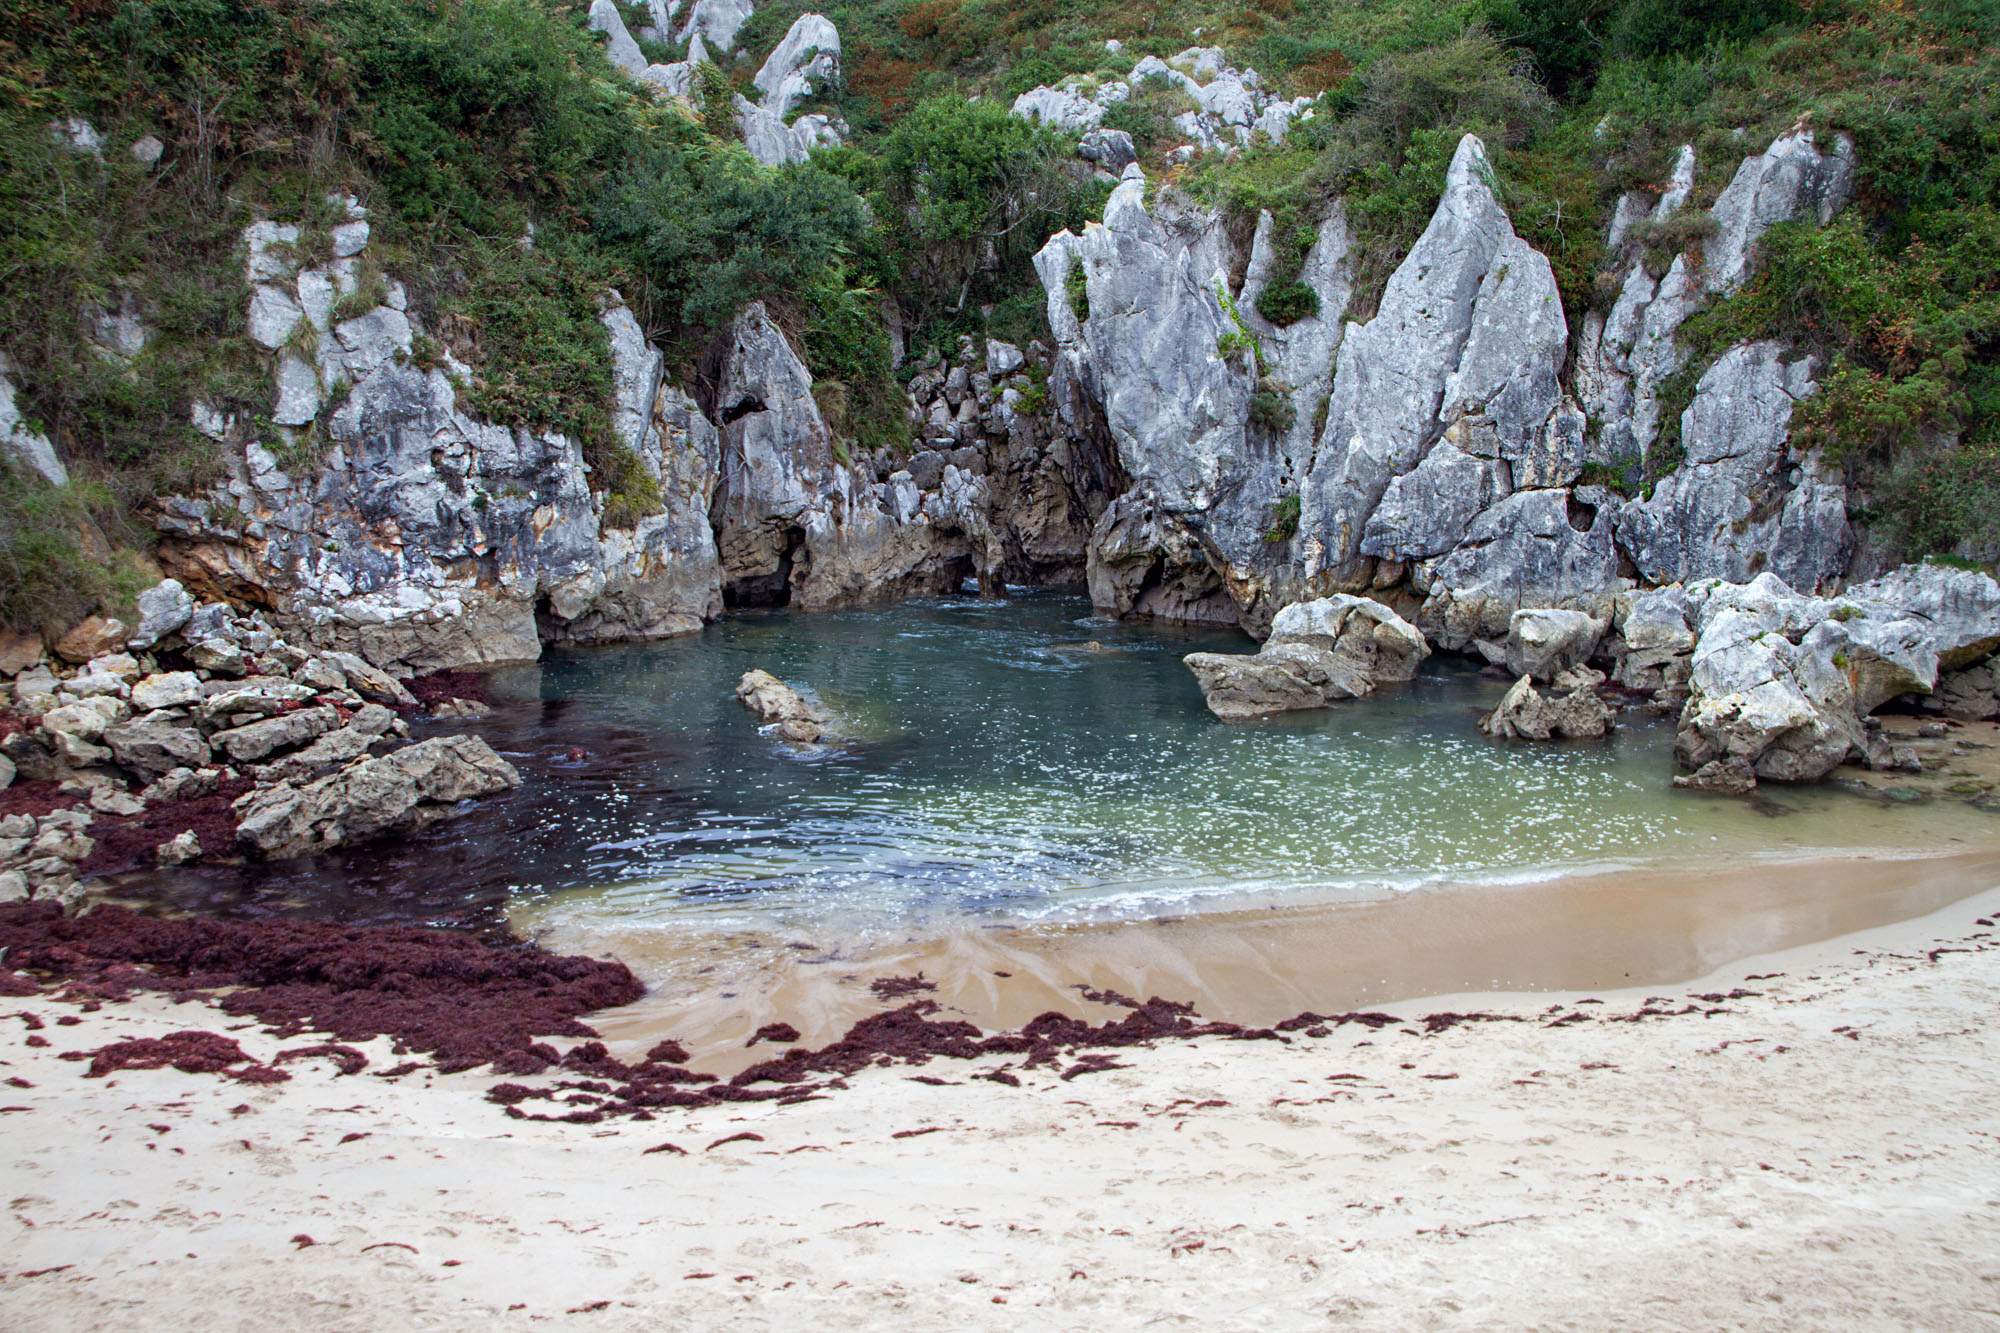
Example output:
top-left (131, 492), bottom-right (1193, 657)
top-left (476, 591), bottom-right (1987, 940)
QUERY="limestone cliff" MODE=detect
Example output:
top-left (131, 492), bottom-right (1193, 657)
top-left (1034, 126), bottom-right (1861, 652)
top-left (152, 206), bottom-right (1102, 671)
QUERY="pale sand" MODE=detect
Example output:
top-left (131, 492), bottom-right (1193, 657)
top-left (6, 867), bottom-right (2000, 1328)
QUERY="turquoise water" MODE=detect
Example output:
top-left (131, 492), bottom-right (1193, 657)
top-left (131, 590), bottom-right (1989, 938)
top-left (475, 592), bottom-right (1986, 939)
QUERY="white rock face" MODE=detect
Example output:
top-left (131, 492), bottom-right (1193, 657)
top-left (0, 361), bottom-right (68, 485)
top-left (753, 14), bottom-right (839, 119)
top-left (128, 579), bottom-right (196, 649)
top-left (736, 96), bottom-right (845, 166)
top-left (588, 0), bottom-right (648, 75)
top-left (1504, 607), bottom-right (1607, 681)
top-left (1238, 206), bottom-right (1355, 470)
top-left (1615, 342), bottom-right (1849, 592)
top-left (152, 215), bottom-right (726, 670)
top-left (1035, 122), bottom-right (1863, 653)
top-left (1013, 49), bottom-right (1307, 163)
top-left (1606, 130), bottom-right (1855, 462)
top-left (1301, 136), bottom-right (1573, 589)
top-left (1037, 175), bottom-right (1291, 623)
top-left (1011, 84), bottom-right (1107, 133)
top-left (1667, 566), bottom-right (2000, 787)
top-left (679, 0), bottom-right (752, 53)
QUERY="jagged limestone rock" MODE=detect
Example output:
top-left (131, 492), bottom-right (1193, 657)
top-left (1673, 566), bottom-right (2000, 787)
top-left (1615, 342), bottom-right (1848, 592)
top-left (1237, 206), bottom-right (1354, 475)
top-left (678, 0), bottom-right (752, 53)
top-left (587, 0), bottom-right (648, 75)
top-left (1085, 494), bottom-right (1237, 626)
top-left (128, 579), bottom-right (195, 649)
top-left (1617, 129), bottom-right (1856, 461)
top-left (735, 668), bottom-right (828, 743)
top-left (1481, 675), bottom-right (1612, 740)
top-left (754, 14), bottom-right (839, 119)
top-left (1503, 608), bottom-right (1607, 682)
top-left (233, 734), bottom-right (521, 860)
top-left (1038, 176), bottom-right (1348, 625)
top-left (1299, 135), bottom-right (1546, 585)
top-left (1416, 489), bottom-right (1622, 649)
top-left (1183, 595), bottom-right (1428, 719)
top-left (1611, 584), bottom-right (1697, 695)
top-left (711, 301), bottom-right (835, 605)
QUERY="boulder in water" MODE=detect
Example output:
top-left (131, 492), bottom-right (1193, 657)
top-left (1183, 595), bottom-right (1429, 719)
top-left (736, 669), bottom-right (828, 743)
top-left (1481, 675), bottom-right (1612, 741)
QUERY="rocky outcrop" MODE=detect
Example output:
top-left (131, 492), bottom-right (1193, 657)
top-left (1614, 342), bottom-right (1850, 592)
top-left (1657, 566), bottom-right (2000, 789)
top-left (1183, 595), bottom-right (1428, 719)
top-left (1040, 124), bottom-right (1867, 652)
top-left (140, 195), bottom-right (1101, 673)
top-left (1036, 173), bottom-right (1350, 628)
top-left (0, 596), bottom-right (530, 904)
top-left (735, 17), bottom-right (849, 169)
top-left (1, 357), bottom-right (68, 485)
top-left (1481, 673), bottom-right (1613, 741)
top-left (234, 734), bottom-right (520, 859)
top-left (157, 207), bottom-right (727, 672)
top-left (754, 14), bottom-right (839, 118)
top-left (1011, 47), bottom-right (1315, 168)
top-left (735, 668), bottom-right (828, 743)
top-left (708, 305), bottom-right (1100, 609)
top-left (1301, 135), bottom-right (1584, 627)
top-left (1502, 607), bottom-right (1607, 682)
top-left (679, 0), bottom-right (752, 54)
top-left (587, 0), bottom-right (648, 76)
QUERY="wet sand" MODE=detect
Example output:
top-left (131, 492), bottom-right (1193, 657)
top-left (559, 845), bottom-right (2000, 1071)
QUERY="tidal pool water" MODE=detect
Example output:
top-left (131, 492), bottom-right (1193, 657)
top-left (128, 590), bottom-right (1995, 954)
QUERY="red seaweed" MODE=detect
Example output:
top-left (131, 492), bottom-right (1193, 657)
top-left (59, 1029), bottom-right (288, 1082)
top-left (0, 901), bottom-right (643, 1072)
top-left (868, 974), bottom-right (936, 999)
top-left (76, 777), bottom-right (256, 876)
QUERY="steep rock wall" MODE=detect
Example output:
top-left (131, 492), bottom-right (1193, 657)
top-left (154, 213), bottom-right (1102, 671)
top-left (1037, 126), bottom-right (1861, 650)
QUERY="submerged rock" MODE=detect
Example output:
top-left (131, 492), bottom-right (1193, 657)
top-left (735, 669), bottom-right (829, 743)
top-left (1182, 595), bottom-right (1429, 719)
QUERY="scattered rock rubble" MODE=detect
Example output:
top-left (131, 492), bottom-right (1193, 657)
top-left (1, 579), bottom-right (520, 914)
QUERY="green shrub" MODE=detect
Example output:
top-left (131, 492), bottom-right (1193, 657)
top-left (595, 120), bottom-right (873, 332)
top-left (1250, 381), bottom-right (1297, 433)
top-left (1066, 262), bottom-right (1090, 323)
top-left (597, 445), bottom-right (664, 531)
top-left (0, 464), bottom-right (121, 632)
top-left (1873, 446), bottom-right (2000, 561)
top-left (1263, 493), bottom-right (1301, 544)
top-left (1254, 279), bottom-right (1320, 327)
top-left (874, 96), bottom-right (1102, 325)
top-left (1578, 458), bottom-right (1637, 496)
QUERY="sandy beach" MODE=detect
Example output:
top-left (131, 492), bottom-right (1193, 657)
top-left (5, 870), bottom-right (2000, 1330)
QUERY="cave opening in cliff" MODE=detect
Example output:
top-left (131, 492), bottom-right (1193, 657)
top-left (722, 526), bottom-right (805, 609)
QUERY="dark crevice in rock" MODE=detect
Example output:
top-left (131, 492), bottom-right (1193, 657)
top-left (721, 525), bottom-right (803, 609)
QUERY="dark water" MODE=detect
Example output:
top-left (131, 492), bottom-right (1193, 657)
top-left (115, 591), bottom-right (1989, 939)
